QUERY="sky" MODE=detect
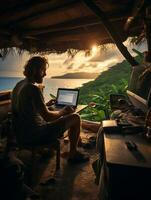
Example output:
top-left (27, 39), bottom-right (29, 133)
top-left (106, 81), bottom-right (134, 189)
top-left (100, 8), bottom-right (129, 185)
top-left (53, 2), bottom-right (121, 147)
top-left (0, 39), bottom-right (148, 78)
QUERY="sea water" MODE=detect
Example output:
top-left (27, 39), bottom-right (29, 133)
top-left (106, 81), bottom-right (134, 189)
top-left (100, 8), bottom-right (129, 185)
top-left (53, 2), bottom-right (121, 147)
top-left (0, 77), bottom-right (92, 101)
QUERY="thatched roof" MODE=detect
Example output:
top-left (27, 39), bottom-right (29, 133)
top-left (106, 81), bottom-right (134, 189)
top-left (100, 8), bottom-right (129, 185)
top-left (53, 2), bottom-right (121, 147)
top-left (0, 0), bottom-right (150, 54)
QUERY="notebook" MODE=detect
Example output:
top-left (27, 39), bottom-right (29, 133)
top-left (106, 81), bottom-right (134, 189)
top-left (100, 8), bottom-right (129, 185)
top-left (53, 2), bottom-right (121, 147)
top-left (52, 88), bottom-right (87, 113)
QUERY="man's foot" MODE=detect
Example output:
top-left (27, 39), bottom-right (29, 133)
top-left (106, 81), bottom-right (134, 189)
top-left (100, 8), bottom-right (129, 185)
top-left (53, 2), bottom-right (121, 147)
top-left (68, 151), bottom-right (89, 164)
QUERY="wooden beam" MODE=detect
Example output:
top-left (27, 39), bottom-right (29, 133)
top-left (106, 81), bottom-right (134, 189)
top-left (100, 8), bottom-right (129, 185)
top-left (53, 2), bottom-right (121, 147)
top-left (145, 6), bottom-right (151, 52)
top-left (0, 0), bottom-right (81, 26)
top-left (0, 0), bottom-right (31, 14)
top-left (0, 1), bottom-right (129, 30)
top-left (23, 16), bottom-right (100, 36)
top-left (36, 23), bottom-right (120, 42)
top-left (42, 31), bottom-right (102, 43)
top-left (124, 0), bottom-right (145, 30)
top-left (0, 1), bottom-right (38, 24)
top-left (22, 12), bottom-right (128, 36)
top-left (83, 0), bottom-right (138, 66)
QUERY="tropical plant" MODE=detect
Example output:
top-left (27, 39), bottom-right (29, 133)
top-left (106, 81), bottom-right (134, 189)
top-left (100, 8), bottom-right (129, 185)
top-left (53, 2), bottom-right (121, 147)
top-left (80, 79), bottom-right (128, 121)
top-left (79, 53), bottom-right (144, 121)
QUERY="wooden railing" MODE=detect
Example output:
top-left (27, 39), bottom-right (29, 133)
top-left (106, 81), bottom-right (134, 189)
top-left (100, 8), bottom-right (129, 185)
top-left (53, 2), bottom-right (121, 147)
top-left (0, 90), bottom-right (12, 122)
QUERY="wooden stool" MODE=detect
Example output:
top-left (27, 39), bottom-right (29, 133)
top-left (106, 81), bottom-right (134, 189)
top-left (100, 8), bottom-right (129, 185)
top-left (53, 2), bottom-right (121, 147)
top-left (17, 139), bottom-right (60, 186)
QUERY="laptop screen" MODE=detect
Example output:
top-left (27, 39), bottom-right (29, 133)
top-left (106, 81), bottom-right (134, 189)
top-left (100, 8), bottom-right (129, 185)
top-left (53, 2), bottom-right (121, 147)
top-left (56, 88), bottom-right (79, 107)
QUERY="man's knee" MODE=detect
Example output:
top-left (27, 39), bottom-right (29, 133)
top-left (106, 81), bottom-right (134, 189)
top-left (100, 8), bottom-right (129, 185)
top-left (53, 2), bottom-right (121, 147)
top-left (64, 113), bottom-right (80, 129)
top-left (72, 113), bottom-right (80, 124)
top-left (67, 113), bottom-right (80, 127)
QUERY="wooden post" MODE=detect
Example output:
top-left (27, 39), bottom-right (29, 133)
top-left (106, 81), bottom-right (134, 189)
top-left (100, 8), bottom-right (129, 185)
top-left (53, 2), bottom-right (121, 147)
top-left (124, 0), bottom-right (145, 31)
top-left (145, 6), bottom-right (151, 52)
top-left (83, 0), bottom-right (138, 66)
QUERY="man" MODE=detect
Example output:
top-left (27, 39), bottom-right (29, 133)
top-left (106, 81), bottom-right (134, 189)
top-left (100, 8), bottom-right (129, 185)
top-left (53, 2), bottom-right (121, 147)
top-left (12, 56), bottom-right (89, 163)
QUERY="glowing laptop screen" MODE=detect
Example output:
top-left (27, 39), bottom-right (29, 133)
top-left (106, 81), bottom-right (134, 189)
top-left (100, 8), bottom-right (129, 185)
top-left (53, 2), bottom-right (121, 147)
top-left (56, 89), bottom-right (79, 106)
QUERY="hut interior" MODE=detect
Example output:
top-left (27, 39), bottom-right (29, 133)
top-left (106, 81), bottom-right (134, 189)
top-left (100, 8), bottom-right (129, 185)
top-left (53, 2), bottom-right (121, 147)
top-left (0, 1), bottom-right (151, 200)
top-left (0, 0), bottom-right (150, 58)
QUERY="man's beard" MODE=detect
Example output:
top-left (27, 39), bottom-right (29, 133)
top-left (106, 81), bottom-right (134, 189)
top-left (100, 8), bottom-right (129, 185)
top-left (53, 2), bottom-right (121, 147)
top-left (35, 75), bottom-right (43, 84)
top-left (36, 78), bottom-right (43, 83)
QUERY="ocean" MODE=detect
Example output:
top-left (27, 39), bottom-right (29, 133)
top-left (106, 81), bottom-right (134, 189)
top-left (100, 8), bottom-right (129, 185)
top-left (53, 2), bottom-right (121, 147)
top-left (0, 77), bottom-right (92, 101)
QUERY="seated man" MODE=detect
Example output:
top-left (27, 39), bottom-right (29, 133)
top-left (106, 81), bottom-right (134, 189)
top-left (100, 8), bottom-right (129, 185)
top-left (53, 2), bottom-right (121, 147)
top-left (11, 56), bottom-right (89, 163)
top-left (47, 99), bottom-right (101, 134)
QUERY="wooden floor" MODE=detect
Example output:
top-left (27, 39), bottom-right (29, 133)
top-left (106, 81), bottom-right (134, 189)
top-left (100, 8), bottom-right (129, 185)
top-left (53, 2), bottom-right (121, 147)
top-left (21, 131), bottom-right (99, 200)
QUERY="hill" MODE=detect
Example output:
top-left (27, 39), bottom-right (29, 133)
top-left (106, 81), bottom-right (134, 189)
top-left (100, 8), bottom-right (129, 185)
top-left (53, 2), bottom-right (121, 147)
top-left (51, 72), bottom-right (99, 79)
top-left (79, 54), bottom-right (143, 104)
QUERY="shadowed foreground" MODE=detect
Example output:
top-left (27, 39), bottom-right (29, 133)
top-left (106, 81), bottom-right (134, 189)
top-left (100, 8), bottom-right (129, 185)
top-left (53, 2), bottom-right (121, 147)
top-left (20, 131), bottom-right (99, 200)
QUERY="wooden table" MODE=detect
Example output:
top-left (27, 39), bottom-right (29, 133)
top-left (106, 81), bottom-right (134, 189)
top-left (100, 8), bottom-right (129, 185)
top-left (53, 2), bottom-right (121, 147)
top-left (100, 132), bottom-right (151, 200)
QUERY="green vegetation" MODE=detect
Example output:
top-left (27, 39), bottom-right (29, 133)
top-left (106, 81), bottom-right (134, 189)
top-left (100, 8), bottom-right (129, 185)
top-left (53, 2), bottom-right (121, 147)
top-left (79, 53), bottom-right (143, 121)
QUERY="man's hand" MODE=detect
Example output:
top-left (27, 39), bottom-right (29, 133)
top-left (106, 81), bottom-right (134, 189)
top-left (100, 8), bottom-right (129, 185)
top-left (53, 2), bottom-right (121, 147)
top-left (46, 99), bottom-right (56, 106)
top-left (59, 106), bottom-right (74, 116)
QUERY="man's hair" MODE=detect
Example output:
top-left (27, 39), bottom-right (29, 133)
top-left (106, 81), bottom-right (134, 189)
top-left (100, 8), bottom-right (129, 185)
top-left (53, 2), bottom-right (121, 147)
top-left (23, 56), bottom-right (48, 77)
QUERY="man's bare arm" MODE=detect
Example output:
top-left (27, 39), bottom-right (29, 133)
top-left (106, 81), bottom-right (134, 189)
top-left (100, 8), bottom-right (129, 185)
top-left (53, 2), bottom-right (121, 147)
top-left (39, 104), bottom-right (74, 121)
top-left (46, 99), bottom-right (56, 107)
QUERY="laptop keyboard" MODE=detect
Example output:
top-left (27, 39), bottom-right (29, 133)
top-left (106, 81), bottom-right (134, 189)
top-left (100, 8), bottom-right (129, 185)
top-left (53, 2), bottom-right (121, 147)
top-left (53, 105), bottom-right (66, 110)
top-left (51, 104), bottom-right (87, 113)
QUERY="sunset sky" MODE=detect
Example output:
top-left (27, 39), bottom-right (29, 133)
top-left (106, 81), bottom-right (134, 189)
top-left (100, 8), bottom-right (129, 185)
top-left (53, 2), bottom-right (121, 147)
top-left (0, 39), bottom-right (147, 78)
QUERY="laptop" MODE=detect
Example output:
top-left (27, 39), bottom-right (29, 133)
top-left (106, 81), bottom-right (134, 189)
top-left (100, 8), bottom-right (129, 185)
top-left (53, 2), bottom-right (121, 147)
top-left (52, 88), bottom-right (87, 113)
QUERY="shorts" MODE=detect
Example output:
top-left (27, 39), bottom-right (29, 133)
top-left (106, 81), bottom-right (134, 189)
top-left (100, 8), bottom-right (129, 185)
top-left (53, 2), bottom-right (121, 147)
top-left (31, 116), bottom-right (66, 145)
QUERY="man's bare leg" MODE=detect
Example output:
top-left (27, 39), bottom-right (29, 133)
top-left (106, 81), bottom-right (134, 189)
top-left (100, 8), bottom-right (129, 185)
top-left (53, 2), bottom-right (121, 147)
top-left (63, 113), bottom-right (80, 158)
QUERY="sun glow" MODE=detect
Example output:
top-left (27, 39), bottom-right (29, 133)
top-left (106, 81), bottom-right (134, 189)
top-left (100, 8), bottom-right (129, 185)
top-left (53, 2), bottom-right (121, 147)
top-left (92, 45), bottom-right (98, 54)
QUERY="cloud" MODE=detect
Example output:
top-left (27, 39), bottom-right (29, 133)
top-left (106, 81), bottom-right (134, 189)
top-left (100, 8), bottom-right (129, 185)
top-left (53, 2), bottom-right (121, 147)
top-left (89, 46), bottom-right (123, 63)
top-left (0, 70), bottom-right (23, 77)
top-left (0, 39), bottom-right (148, 78)
top-left (0, 51), bottom-right (28, 77)
top-left (77, 64), bottom-right (86, 69)
top-left (97, 58), bottom-right (118, 69)
top-left (87, 63), bottom-right (98, 68)
top-left (67, 63), bottom-right (74, 70)
top-left (63, 57), bottom-right (74, 65)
